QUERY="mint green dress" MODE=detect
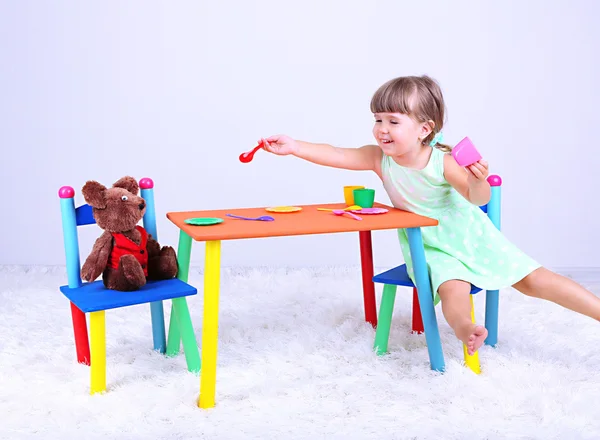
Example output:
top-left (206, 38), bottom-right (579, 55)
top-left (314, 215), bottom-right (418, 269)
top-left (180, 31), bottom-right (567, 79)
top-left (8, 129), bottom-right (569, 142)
top-left (381, 147), bottom-right (541, 305)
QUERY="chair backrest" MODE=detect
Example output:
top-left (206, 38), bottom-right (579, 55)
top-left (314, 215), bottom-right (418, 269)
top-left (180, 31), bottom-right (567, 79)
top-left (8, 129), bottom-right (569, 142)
top-left (58, 177), bottom-right (158, 289)
top-left (479, 174), bottom-right (502, 231)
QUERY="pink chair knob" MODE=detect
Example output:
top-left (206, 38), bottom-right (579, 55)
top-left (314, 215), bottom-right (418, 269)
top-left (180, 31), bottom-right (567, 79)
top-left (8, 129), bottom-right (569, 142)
top-left (487, 175), bottom-right (502, 187)
top-left (139, 177), bottom-right (154, 189)
top-left (59, 186), bottom-right (75, 198)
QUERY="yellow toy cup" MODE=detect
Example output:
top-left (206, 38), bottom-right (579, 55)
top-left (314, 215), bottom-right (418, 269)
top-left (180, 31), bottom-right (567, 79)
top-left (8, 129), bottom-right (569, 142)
top-left (343, 185), bottom-right (365, 206)
top-left (353, 188), bottom-right (375, 208)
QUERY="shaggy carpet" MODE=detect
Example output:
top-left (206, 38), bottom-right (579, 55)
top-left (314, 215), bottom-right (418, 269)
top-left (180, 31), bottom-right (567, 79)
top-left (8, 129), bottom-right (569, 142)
top-left (1, 266), bottom-right (599, 440)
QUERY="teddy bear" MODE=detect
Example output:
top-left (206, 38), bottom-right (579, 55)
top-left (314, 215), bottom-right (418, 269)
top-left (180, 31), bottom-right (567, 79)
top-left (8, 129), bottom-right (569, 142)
top-left (80, 176), bottom-right (178, 291)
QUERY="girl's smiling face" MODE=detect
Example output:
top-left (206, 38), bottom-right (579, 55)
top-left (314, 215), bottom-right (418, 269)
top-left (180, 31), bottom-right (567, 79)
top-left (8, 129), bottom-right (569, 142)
top-left (373, 112), bottom-right (431, 156)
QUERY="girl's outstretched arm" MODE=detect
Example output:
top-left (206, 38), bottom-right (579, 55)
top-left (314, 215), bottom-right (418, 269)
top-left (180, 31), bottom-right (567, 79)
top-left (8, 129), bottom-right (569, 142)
top-left (262, 135), bottom-right (382, 175)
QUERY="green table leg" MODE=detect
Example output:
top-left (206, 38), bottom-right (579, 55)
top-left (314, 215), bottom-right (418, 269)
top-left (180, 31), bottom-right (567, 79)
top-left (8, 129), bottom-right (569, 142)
top-left (166, 303), bottom-right (181, 357)
top-left (167, 229), bottom-right (192, 357)
top-left (173, 296), bottom-right (201, 373)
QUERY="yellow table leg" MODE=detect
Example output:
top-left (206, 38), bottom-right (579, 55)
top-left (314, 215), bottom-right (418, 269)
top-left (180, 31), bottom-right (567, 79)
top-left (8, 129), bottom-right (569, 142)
top-left (463, 295), bottom-right (481, 374)
top-left (90, 310), bottom-right (106, 393)
top-left (199, 240), bottom-right (221, 409)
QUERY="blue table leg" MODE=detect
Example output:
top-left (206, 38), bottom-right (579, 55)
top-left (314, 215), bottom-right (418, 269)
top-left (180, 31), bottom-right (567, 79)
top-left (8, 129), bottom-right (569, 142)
top-left (406, 227), bottom-right (445, 372)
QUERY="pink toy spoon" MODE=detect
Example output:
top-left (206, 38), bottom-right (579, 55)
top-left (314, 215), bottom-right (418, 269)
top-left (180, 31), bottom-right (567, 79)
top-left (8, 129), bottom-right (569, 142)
top-left (239, 141), bottom-right (264, 163)
top-left (332, 209), bottom-right (362, 221)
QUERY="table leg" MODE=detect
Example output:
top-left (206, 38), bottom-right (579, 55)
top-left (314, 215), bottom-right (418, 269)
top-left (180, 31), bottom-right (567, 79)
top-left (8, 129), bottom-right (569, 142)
top-left (89, 310), bottom-right (106, 394)
top-left (406, 227), bottom-right (445, 372)
top-left (166, 229), bottom-right (192, 357)
top-left (359, 230), bottom-right (377, 327)
top-left (199, 240), bottom-right (221, 409)
top-left (411, 287), bottom-right (424, 334)
top-left (166, 304), bottom-right (180, 357)
top-left (172, 297), bottom-right (201, 373)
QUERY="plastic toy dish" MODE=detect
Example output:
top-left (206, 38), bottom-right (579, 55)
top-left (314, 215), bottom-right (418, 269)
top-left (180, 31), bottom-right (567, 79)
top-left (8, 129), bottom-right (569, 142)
top-left (184, 217), bottom-right (224, 226)
top-left (265, 206), bottom-right (302, 213)
top-left (350, 207), bottom-right (389, 214)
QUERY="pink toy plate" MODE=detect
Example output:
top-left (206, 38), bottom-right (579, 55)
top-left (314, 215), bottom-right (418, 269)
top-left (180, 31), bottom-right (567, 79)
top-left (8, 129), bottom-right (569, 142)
top-left (351, 207), bottom-right (389, 214)
top-left (452, 136), bottom-right (482, 167)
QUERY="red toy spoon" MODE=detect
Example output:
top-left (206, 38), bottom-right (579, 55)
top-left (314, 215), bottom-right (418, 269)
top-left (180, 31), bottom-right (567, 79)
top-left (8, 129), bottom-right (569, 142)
top-left (239, 140), bottom-right (264, 163)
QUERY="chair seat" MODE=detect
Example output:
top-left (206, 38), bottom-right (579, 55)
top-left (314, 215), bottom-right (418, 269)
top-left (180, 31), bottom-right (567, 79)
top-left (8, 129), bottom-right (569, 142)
top-left (373, 264), bottom-right (481, 294)
top-left (60, 278), bottom-right (197, 313)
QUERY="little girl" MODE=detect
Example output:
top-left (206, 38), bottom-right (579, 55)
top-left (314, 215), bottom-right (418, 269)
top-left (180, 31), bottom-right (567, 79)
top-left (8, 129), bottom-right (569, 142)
top-left (261, 74), bottom-right (600, 356)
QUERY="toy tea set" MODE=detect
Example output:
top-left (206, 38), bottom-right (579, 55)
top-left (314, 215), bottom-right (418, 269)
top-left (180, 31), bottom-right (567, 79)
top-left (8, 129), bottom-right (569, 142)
top-left (185, 137), bottom-right (481, 226)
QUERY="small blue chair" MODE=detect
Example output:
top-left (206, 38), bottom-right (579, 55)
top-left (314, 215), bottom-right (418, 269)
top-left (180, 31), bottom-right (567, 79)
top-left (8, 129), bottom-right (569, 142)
top-left (58, 177), bottom-right (200, 394)
top-left (372, 175), bottom-right (503, 373)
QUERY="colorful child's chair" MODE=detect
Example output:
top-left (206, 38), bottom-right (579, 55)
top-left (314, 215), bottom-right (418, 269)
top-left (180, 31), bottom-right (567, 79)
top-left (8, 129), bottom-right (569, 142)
top-left (372, 175), bottom-right (502, 374)
top-left (58, 177), bottom-right (200, 394)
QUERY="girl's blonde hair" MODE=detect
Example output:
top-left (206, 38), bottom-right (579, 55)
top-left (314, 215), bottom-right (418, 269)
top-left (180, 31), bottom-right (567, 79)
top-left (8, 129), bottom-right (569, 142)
top-left (370, 75), bottom-right (452, 152)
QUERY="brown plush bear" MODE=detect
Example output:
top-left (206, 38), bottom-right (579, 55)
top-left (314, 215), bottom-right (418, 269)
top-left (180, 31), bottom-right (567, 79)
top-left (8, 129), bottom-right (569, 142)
top-left (80, 176), bottom-right (178, 291)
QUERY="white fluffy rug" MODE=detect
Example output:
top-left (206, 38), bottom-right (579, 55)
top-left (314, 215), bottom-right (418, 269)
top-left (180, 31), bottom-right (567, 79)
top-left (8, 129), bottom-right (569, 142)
top-left (1, 265), bottom-right (599, 440)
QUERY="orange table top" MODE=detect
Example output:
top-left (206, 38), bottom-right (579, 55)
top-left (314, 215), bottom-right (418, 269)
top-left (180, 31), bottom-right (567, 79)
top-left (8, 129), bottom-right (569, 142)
top-left (166, 202), bottom-right (438, 242)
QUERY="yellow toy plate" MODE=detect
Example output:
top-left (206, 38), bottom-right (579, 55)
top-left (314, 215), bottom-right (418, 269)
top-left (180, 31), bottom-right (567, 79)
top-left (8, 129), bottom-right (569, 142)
top-left (265, 206), bottom-right (302, 213)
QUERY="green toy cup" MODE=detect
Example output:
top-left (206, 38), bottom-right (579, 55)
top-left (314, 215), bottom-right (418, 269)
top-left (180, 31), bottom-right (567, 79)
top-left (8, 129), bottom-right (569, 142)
top-left (353, 188), bottom-right (375, 208)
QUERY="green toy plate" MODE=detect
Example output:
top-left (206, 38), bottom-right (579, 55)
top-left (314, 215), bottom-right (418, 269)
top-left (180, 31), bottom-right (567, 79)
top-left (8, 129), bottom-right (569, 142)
top-left (184, 217), bottom-right (224, 226)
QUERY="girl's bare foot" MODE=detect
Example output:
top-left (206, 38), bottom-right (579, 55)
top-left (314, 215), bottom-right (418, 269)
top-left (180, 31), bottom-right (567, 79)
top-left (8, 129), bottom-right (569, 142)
top-left (457, 323), bottom-right (488, 355)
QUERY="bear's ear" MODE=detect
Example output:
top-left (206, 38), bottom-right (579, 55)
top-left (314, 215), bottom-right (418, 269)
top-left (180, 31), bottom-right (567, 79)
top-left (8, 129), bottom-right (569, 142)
top-left (82, 180), bottom-right (107, 209)
top-left (112, 176), bottom-right (139, 195)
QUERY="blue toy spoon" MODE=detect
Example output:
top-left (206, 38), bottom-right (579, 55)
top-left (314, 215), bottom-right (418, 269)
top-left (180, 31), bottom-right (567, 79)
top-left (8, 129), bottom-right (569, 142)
top-left (226, 214), bottom-right (275, 221)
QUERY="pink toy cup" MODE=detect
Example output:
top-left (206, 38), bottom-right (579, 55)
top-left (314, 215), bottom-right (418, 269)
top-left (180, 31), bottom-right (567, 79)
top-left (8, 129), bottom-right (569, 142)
top-left (452, 137), bottom-right (482, 167)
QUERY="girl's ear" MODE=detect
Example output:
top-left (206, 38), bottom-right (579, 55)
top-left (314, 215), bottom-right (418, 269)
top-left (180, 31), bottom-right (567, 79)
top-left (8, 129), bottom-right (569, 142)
top-left (421, 120), bottom-right (435, 139)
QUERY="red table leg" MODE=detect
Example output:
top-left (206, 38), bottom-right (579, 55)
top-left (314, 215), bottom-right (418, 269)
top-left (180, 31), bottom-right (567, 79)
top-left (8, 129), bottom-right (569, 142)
top-left (359, 231), bottom-right (377, 327)
top-left (411, 287), bottom-right (424, 334)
